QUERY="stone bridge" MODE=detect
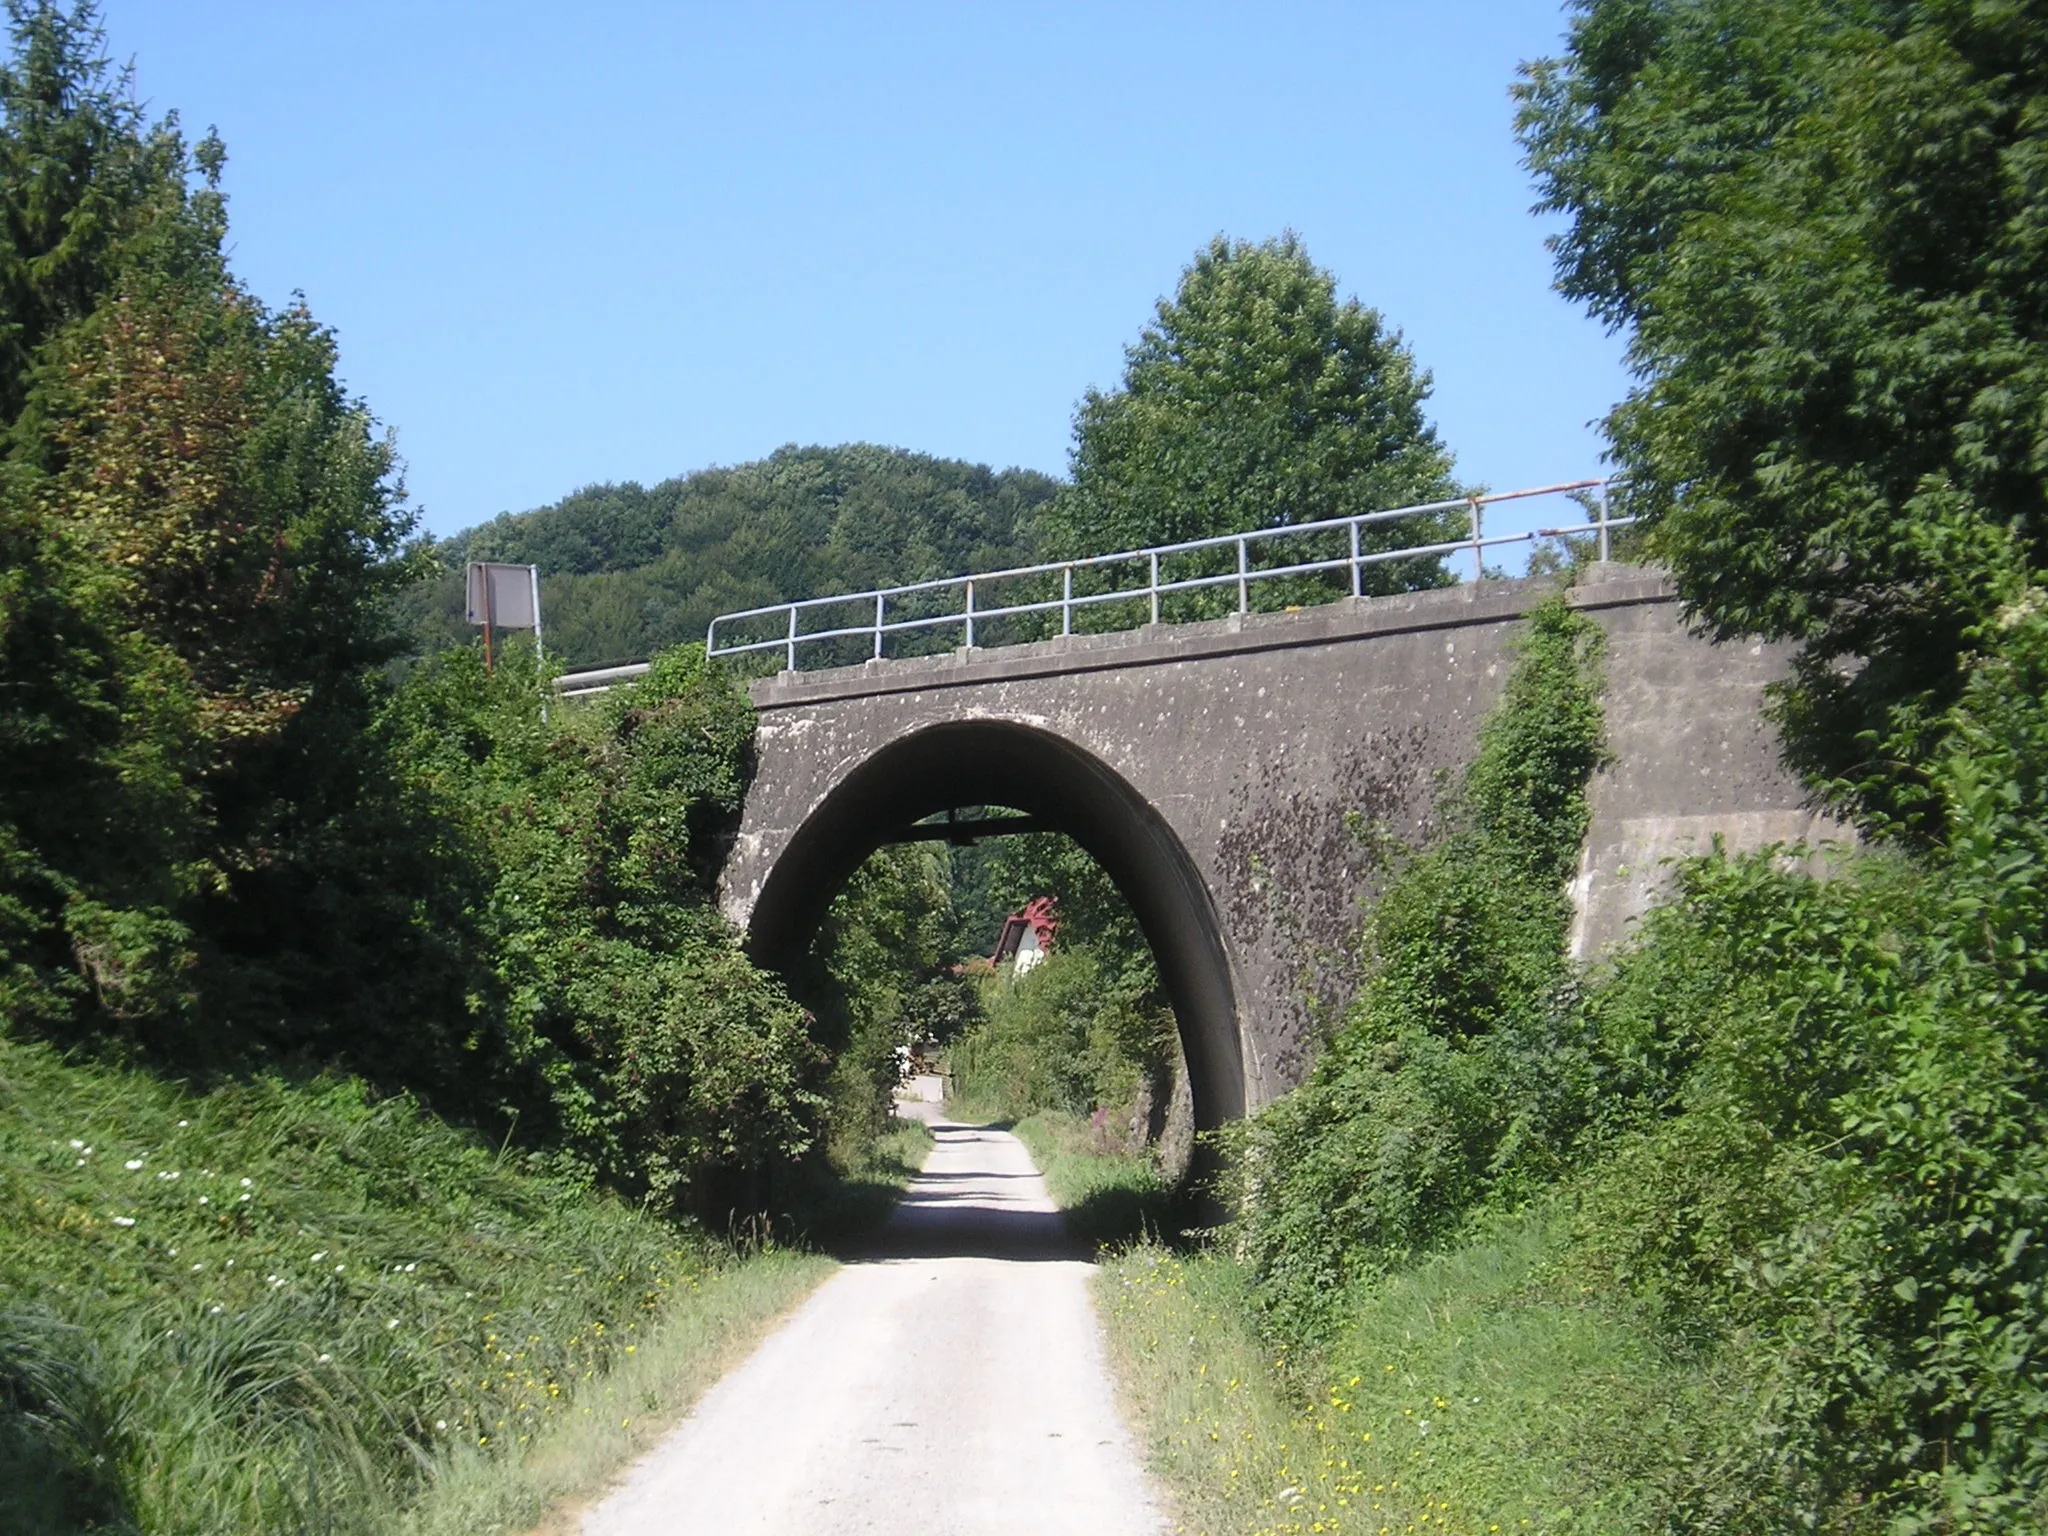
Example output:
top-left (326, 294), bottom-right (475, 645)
top-left (718, 566), bottom-right (1833, 1134)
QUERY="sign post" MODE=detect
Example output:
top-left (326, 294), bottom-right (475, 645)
top-left (466, 562), bottom-right (542, 674)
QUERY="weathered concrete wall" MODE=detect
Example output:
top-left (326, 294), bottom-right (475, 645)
top-left (1565, 567), bottom-right (1845, 958)
top-left (720, 566), bottom-right (1827, 1121)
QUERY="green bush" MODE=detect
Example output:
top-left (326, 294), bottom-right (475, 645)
top-left (382, 645), bottom-right (822, 1212)
top-left (1221, 590), bottom-right (2048, 1526)
top-left (1221, 596), bottom-right (1608, 1341)
top-left (950, 944), bottom-right (1172, 1123)
top-left (793, 842), bottom-right (955, 1164)
top-left (1568, 604), bottom-right (2048, 1527)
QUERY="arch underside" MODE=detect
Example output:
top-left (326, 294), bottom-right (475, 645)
top-left (745, 719), bottom-right (1246, 1129)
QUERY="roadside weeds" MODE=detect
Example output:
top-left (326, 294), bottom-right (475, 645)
top-left (415, 1248), bottom-right (835, 1536)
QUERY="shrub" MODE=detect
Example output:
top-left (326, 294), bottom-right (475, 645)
top-left (793, 842), bottom-right (955, 1164)
top-left (1569, 609), bottom-right (2048, 1526)
top-left (383, 645), bottom-right (822, 1212)
top-left (949, 944), bottom-right (1174, 1123)
top-left (1221, 596), bottom-right (1608, 1342)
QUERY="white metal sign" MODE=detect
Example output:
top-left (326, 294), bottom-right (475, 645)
top-left (466, 562), bottom-right (540, 630)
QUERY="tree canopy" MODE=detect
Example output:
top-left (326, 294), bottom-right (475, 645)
top-left (1517, 0), bottom-right (2048, 831)
top-left (0, 1), bottom-right (427, 1042)
top-left (397, 444), bottom-right (1060, 668)
top-left (0, 0), bottom-right (188, 426)
top-left (1044, 233), bottom-right (1461, 596)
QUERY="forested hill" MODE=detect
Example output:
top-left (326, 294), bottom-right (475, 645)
top-left (399, 443), bottom-right (1063, 669)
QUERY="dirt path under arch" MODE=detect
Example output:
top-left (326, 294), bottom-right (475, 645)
top-left (578, 1104), bottom-right (1167, 1535)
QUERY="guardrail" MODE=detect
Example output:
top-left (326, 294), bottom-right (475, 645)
top-left (552, 660), bottom-right (652, 697)
top-left (701, 478), bottom-right (1628, 674)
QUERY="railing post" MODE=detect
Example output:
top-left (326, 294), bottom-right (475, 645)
top-left (1597, 484), bottom-right (1611, 563)
top-left (1062, 565), bottom-right (1072, 636)
top-left (785, 605), bottom-right (798, 672)
top-left (1149, 552), bottom-right (1160, 626)
top-left (1469, 498), bottom-right (1485, 583)
top-left (1237, 538), bottom-right (1249, 614)
top-left (874, 592), bottom-right (885, 660)
top-left (1349, 518), bottom-right (1361, 598)
top-left (964, 579), bottom-right (975, 650)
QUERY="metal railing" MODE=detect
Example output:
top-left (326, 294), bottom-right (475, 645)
top-left (552, 660), bottom-right (654, 698)
top-left (702, 478), bottom-right (1629, 674)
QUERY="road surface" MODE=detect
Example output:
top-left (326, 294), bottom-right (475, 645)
top-left (580, 1103), bottom-right (1168, 1535)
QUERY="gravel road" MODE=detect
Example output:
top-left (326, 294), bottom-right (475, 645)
top-left (580, 1103), bottom-right (1167, 1535)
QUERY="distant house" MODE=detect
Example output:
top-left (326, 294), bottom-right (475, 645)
top-left (991, 896), bottom-right (1058, 975)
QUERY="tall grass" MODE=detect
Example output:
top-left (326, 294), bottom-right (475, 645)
top-left (397, 1248), bottom-right (826, 1536)
top-left (0, 1033), bottom-right (833, 1535)
top-left (1098, 1210), bottom-right (1771, 1536)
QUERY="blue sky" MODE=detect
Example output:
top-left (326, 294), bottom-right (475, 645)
top-left (99, 2), bottom-right (1625, 542)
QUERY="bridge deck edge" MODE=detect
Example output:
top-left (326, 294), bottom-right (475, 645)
top-left (744, 566), bottom-right (1676, 710)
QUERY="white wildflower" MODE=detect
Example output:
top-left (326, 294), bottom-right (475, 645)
top-left (111, 1216), bottom-right (136, 1227)
top-left (124, 1158), bottom-right (144, 1171)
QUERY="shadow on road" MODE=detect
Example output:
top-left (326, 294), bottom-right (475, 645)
top-left (834, 1118), bottom-right (1093, 1264)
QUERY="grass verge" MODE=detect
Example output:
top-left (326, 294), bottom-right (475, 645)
top-left (416, 1247), bottom-right (828, 1536)
top-left (0, 1031), bottom-right (840, 1536)
top-left (1001, 1108), bottom-right (1180, 1252)
top-left (1098, 1207), bottom-right (1770, 1536)
top-left (781, 1110), bottom-right (934, 1249)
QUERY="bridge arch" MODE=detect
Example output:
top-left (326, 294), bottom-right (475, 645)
top-left (743, 719), bottom-right (1246, 1130)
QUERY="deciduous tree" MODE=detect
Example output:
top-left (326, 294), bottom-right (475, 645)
top-left (1517, 0), bottom-right (2048, 832)
top-left (1046, 234), bottom-right (1461, 601)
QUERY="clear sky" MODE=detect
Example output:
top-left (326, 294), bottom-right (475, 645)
top-left (97, 1), bottom-right (1626, 542)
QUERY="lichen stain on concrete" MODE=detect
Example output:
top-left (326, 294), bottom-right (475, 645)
top-left (1215, 721), bottom-right (1439, 1082)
